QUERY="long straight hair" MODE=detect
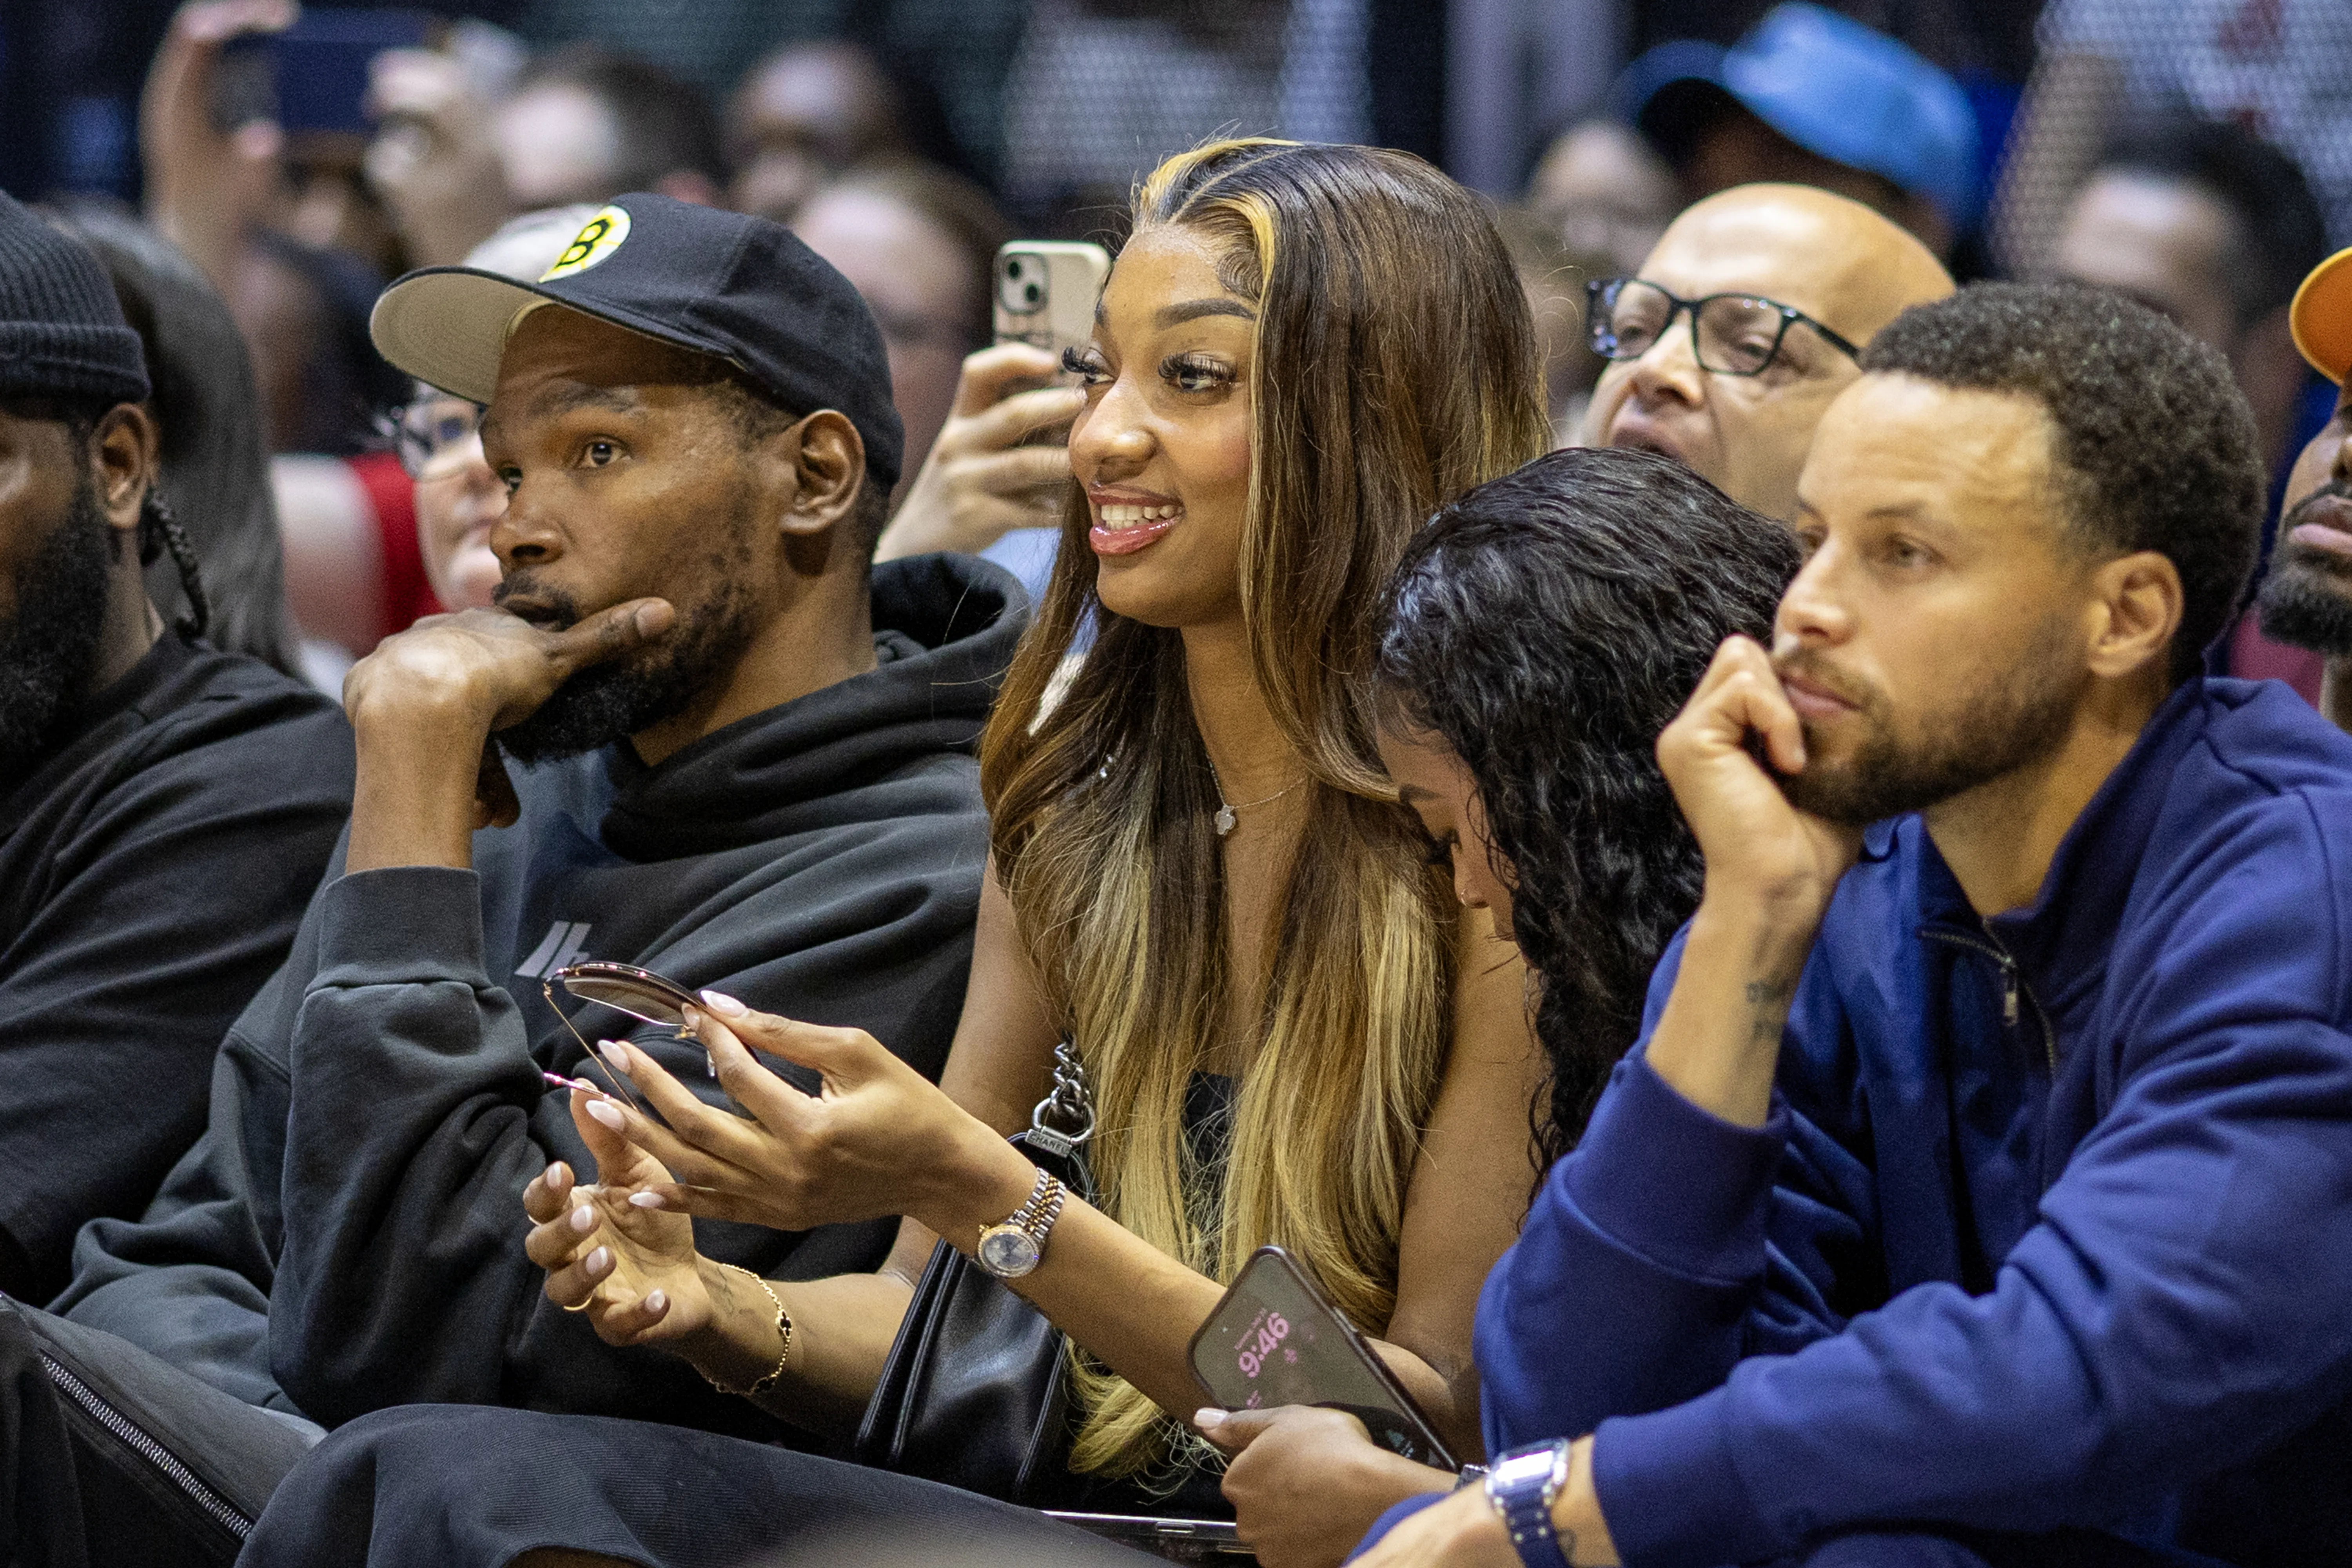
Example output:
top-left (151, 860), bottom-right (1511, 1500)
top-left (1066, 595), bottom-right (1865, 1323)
top-left (978, 140), bottom-right (1548, 1482)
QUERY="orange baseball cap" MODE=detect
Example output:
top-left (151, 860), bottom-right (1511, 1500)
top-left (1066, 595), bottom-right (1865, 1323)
top-left (2291, 247), bottom-right (2352, 384)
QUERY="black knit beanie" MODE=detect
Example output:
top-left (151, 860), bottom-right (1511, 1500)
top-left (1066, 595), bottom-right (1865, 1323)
top-left (0, 187), bottom-right (149, 406)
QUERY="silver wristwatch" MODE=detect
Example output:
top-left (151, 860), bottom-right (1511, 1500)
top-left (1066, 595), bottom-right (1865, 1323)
top-left (976, 1167), bottom-right (1067, 1279)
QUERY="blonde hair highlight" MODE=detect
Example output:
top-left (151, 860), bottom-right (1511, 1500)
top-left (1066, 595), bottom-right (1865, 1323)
top-left (977, 139), bottom-right (1549, 1483)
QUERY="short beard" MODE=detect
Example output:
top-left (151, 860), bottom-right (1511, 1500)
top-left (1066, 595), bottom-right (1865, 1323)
top-left (0, 476), bottom-right (117, 787)
top-left (1775, 614), bottom-right (2085, 827)
top-left (2255, 486), bottom-right (2352, 656)
top-left (493, 570), bottom-right (760, 768)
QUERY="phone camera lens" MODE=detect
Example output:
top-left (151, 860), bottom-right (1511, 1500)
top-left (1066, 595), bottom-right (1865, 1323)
top-left (1024, 283), bottom-right (1042, 304)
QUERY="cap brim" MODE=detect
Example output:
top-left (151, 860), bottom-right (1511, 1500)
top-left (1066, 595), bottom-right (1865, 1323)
top-left (2291, 247), bottom-right (2352, 385)
top-left (369, 267), bottom-right (555, 404)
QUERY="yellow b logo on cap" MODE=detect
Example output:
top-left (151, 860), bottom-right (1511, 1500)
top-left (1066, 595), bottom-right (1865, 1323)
top-left (542, 206), bottom-right (631, 280)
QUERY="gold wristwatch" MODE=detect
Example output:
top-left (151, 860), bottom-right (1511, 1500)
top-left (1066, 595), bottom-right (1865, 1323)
top-left (976, 1167), bottom-right (1067, 1279)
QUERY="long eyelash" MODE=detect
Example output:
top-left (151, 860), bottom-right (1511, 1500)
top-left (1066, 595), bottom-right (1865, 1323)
top-left (1422, 832), bottom-right (1456, 867)
top-left (1162, 353), bottom-right (1234, 387)
top-left (1061, 345), bottom-right (1101, 376)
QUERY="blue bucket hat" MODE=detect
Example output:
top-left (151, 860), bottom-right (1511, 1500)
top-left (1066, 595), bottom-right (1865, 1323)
top-left (1619, 3), bottom-right (1980, 230)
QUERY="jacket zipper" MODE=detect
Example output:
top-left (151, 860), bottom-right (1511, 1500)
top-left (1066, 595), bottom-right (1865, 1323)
top-left (1920, 927), bottom-right (2058, 1075)
top-left (38, 1352), bottom-right (252, 1543)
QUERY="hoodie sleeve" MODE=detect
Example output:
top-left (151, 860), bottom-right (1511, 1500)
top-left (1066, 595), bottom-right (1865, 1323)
top-left (264, 867), bottom-right (790, 1434)
top-left (1474, 927), bottom-right (1879, 1468)
top-left (1585, 803), bottom-right (2352, 1567)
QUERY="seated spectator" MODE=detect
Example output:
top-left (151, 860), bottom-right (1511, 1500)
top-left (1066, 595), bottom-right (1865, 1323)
top-left (1526, 121), bottom-right (1680, 287)
top-left (790, 165), bottom-right (1010, 490)
top-left (381, 205), bottom-right (600, 617)
top-left (229, 137), bottom-right (1553, 1568)
top-left (1200, 448), bottom-right (1800, 1568)
top-left (49, 200), bottom-right (303, 679)
top-left (1620, 2), bottom-right (1978, 257)
top-left (0, 190), bottom-right (352, 1303)
top-left (1358, 284), bottom-right (2352, 1566)
top-left (1585, 183), bottom-right (1952, 521)
top-left (53, 196), bottom-right (1017, 1461)
top-left (2050, 118), bottom-right (2334, 700)
top-left (494, 42), bottom-right (722, 212)
top-left (726, 42), bottom-right (915, 225)
top-left (2256, 245), bottom-right (2352, 731)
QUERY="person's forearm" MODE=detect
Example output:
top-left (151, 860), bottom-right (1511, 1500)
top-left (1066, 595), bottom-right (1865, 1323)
top-left (345, 702), bottom-right (486, 872)
top-left (677, 1267), bottom-right (918, 1434)
top-left (1641, 896), bottom-right (1821, 1127)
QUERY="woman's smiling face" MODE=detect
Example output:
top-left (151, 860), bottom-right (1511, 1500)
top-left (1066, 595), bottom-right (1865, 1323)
top-left (1065, 223), bottom-right (1258, 628)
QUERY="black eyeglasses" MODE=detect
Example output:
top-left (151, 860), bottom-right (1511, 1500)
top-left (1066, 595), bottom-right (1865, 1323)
top-left (377, 396), bottom-right (485, 480)
top-left (1586, 277), bottom-right (1861, 376)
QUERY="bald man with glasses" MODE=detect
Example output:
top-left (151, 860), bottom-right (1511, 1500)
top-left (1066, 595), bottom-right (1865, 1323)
top-left (1586, 183), bottom-right (1954, 520)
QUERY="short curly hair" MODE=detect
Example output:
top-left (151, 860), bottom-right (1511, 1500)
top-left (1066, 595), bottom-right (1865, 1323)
top-left (1859, 282), bottom-right (2263, 685)
top-left (1375, 447), bottom-right (1799, 1163)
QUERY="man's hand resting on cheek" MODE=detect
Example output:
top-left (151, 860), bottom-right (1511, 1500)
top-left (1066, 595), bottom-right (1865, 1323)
top-left (1350, 1437), bottom-right (1617, 1568)
top-left (1655, 634), bottom-right (1862, 918)
top-left (1645, 635), bottom-right (1863, 1128)
top-left (1198, 1405), bottom-right (1453, 1568)
top-left (340, 598), bottom-right (674, 871)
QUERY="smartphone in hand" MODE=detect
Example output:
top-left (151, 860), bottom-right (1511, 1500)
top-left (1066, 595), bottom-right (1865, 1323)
top-left (1188, 1246), bottom-right (1458, 1470)
top-left (994, 241), bottom-right (1112, 370)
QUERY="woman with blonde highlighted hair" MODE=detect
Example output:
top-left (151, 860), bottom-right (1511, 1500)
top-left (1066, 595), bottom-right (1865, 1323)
top-left (234, 140), bottom-right (1552, 1568)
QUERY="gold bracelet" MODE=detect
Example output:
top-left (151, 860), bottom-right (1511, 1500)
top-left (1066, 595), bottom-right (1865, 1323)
top-left (700, 1264), bottom-right (792, 1399)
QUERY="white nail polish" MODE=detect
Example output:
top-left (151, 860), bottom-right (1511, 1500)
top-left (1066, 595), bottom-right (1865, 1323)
top-left (585, 1247), bottom-right (610, 1273)
top-left (599, 1040), bottom-right (630, 1074)
top-left (584, 1099), bottom-right (624, 1130)
top-left (629, 1191), bottom-right (664, 1209)
top-left (647, 1289), bottom-right (666, 1313)
top-left (570, 1204), bottom-right (595, 1233)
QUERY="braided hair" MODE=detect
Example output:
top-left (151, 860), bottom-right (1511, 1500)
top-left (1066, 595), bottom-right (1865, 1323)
top-left (138, 488), bottom-right (209, 641)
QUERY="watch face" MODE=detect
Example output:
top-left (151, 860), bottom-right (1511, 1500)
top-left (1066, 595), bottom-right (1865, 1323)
top-left (978, 1225), bottom-right (1041, 1278)
top-left (1489, 1447), bottom-right (1561, 1494)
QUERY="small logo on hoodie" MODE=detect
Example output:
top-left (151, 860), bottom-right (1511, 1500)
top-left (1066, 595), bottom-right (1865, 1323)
top-left (517, 921), bottom-right (593, 979)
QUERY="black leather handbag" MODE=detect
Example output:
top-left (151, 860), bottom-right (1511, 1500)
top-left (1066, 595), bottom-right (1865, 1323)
top-left (853, 1041), bottom-right (1096, 1505)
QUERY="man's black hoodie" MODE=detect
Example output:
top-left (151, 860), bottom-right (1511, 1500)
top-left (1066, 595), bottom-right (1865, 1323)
top-left (56, 554), bottom-right (1022, 1441)
top-left (0, 635), bottom-right (351, 1302)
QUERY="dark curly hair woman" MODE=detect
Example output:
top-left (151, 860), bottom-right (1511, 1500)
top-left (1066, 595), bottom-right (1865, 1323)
top-left (1207, 445), bottom-right (1799, 1568)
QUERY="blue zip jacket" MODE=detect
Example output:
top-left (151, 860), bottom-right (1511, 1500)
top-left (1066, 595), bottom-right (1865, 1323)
top-left (1473, 678), bottom-right (2352, 1566)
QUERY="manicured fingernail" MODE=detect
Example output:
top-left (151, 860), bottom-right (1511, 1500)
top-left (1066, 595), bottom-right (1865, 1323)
top-left (585, 1247), bottom-right (610, 1274)
top-left (629, 1191), bottom-right (664, 1209)
top-left (1194, 1409), bottom-right (1224, 1432)
top-left (547, 1161), bottom-right (570, 1188)
top-left (598, 1040), bottom-right (630, 1074)
top-left (570, 1204), bottom-right (596, 1234)
top-left (584, 1099), bottom-right (624, 1130)
top-left (698, 989), bottom-right (746, 1017)
top-left (646, 1289), bottom-right (667, 1314)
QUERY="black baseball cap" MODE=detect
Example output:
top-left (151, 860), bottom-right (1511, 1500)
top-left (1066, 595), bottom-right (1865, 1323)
top-left (369, 192), bottom-right (904, 486)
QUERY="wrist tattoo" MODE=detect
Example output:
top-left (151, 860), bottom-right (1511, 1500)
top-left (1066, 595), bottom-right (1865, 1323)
top-left (1742, 978), bottom-right (1793, 1005)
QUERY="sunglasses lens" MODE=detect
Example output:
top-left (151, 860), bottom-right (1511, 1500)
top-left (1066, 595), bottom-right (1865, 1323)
top-left (560, 974), bottom-right (690, 1028)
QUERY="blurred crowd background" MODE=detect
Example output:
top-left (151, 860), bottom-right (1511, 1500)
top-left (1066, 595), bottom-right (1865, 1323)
top-left (3, 0), bottom-right (2346, 691)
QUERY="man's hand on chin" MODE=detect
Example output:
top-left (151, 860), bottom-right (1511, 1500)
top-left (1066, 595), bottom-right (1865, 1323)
top-left (1353, 1438), bottom-right (1618, 1568)
top-left (341, 599), bottom-right (674, 873)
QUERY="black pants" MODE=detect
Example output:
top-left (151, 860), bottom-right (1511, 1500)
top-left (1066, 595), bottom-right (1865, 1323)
top-left (0, 1296), bottom-right (316, 1566)
top-left (241, 1403), bottom-right (1166, 1568)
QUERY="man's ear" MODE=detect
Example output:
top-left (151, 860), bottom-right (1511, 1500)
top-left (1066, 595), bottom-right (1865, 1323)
top-left (2085, 549), bottom-right (2184, 680)
top-left (89, 404), bottom-right (160, 540)
top-left (778, 409), bottom-right (868, 538)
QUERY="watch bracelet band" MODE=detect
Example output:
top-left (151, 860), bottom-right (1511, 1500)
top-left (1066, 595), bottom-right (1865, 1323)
top-left (1486, 1439), bottom-right (1572, 1568)
top-left (987, 1166), bottom-right (1066, 1249)
top-left (699, 1263), bottom-right (792, 1399)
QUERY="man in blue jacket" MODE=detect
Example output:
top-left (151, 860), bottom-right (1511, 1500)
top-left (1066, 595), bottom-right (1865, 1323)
top-left (1361, 282), bottom-right (2352, 1567)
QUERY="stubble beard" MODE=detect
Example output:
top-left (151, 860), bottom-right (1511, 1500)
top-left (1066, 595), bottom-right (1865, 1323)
top-left (2255, 488), bottom-right (2352, 657)
top-left (0, 476), bottom-right (117, 788)
top-left (494, 529), bottom-right (763, 768)
top-left (1773, 615), bottom-right (2086, 828)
